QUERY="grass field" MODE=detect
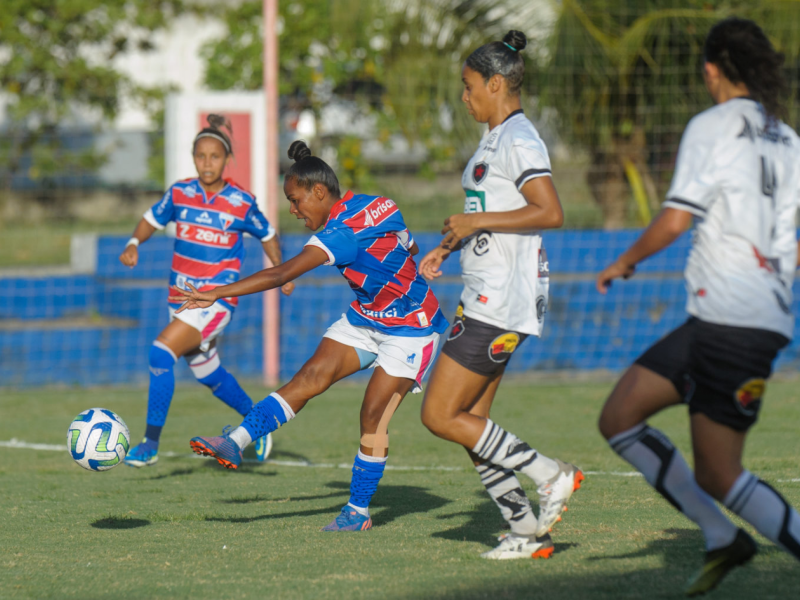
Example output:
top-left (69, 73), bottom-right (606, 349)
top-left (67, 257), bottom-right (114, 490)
top-left (2, 381), bottom-right (799, 599)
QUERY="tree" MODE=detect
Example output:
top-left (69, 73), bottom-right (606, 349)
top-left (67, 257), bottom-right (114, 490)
top-left (537, 0), bottom-right (800, 228)
top-left (0, 0), bottom-right (197, 194)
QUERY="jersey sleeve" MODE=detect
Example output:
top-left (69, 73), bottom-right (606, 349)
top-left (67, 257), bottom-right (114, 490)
top-left (664, 115), bottom-right (718, 217)
top-left (143, 188), bottom-right (175, 230)
top-left (242, 202), bottom-right (276, 241)
top-left (508, 141), bottom-right (552, 190)
top-left (304, 227), bottom-right (358, 266)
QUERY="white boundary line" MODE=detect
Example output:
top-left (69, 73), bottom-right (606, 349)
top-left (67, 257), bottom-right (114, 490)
top-left (4, 439), bottom-right (799, 482)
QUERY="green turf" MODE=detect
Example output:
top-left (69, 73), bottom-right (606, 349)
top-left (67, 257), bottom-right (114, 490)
top-left (1, 381), bottom-right (799, 599)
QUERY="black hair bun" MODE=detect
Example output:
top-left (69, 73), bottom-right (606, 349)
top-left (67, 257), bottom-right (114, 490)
top-left (288, 140), bottom-right (312, 162)
top-left (207, 113), bottom-right (232, 132)
top-left (503, 30), bottom-right (527, 52)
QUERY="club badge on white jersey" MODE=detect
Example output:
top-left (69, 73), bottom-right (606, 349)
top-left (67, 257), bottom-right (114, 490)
top-left (664, 98), bottom-right (800, 338)
top-left (459, 110), bottom-right (552, 336)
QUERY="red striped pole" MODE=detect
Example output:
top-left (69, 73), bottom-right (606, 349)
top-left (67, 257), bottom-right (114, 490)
top-left (263, 0), bottom-right (280, 387)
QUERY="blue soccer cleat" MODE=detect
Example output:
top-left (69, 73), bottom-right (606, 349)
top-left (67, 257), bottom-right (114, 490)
top-left (124, 439), bottom-right (159, 468)
top-left (189, 426), bottom-right (242, 470)
top-left (255, 432), bottom-right (273, 462)
top-left (321, 506), bottom-right (373, 531)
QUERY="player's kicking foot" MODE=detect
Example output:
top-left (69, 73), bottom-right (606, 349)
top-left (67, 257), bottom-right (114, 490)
top-left (481, 532), bottom-right (554, 560)
top-left (685, 529), bottom-right (757, 597)
top-left (536, 458), bottom-right (584, 536)
top-left (321, 506), bottom-right (372, 531)
top-left (124, 439), bottom-right (158, 468)
top-left (189, 427), bottom-right (242, 469)
top-left (255, 433), bottom-right (273, 462)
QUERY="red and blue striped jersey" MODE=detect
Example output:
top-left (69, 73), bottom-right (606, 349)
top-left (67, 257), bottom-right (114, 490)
top-left (305, 191), bottom-right (449, 337)
top-left (144, 178), bottom-right (275, 309)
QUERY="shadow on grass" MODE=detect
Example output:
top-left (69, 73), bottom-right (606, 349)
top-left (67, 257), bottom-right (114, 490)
top-left (206, 481), bottom-right (450, 527)
top-left (587, 527), bottom-right (703, 566)
top-left (91, 517), bottom-right (150, 529)
top-left (221, 490), bottom-right (348, 505)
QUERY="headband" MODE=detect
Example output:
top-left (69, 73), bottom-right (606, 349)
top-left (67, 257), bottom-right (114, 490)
top-left (195, 131), bottom-right (231, 153)
top-left (503, 42), bottom-right (517, 52)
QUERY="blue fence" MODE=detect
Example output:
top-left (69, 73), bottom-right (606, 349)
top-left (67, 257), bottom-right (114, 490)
top-left (1, 231), bottom-right (799, 387)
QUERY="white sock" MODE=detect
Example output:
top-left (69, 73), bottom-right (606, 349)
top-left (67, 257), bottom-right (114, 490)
top-left (725, 470), bottom-right (800, 559)
top-left (609, 423), bottom-right (738, 551)
top-left (228, 426), bottom-right (252, 450)
top-left (475, 461), bottom-right (538, 535)
top-left (347, 503), bottom-right (370, 517)
top-left (472, 419), bottom-right (559, 486)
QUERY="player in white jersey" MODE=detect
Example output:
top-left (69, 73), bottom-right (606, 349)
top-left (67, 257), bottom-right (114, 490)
top-left (418, 31), bottom-right (583, 561)
top-left (596, 18), bottom-right (800, 596)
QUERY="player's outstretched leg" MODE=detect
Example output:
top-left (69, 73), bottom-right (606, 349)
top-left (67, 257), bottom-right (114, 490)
top-left (125, 341), bottom-right (176, 468)
top-left (321, 450), bottom-right (384, 532)
top-left (472, 419), bottom-right (584, 537)
top-left (187, 348), bottom-right (272, 462)
top-left (190, 392), bottom-right (295, 469)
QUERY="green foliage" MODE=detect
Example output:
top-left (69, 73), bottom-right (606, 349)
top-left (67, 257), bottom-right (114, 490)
top-left (0, 0), bottom-right (197, 189)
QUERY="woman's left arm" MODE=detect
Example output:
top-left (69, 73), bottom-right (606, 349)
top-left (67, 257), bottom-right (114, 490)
top-left (441, 176), bottom-right (563, 248)
top-left (262, 236), bottom-right (295, 296)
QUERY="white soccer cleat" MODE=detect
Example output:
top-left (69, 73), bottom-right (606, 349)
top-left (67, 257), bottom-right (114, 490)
top-left (535, 458), bottom-right (584, 537)
top-left (481, 532), bottom-right (554, 560)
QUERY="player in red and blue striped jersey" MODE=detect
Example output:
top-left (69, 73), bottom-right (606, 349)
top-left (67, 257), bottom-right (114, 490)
top-left (119, 115), bottom-right (293, 468)
top-left (175, 140), bottom-right (448, 531)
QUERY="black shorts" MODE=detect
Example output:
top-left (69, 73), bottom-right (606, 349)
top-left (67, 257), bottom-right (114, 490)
top-left (441, 303), bottom-right (528, 377)
top-left (635, 317), bottom-right (789, 431)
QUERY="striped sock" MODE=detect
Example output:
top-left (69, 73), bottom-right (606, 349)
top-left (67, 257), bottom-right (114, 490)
top-left (475, 461), bottom-right (538, 535)
top-left (472, 419), bottom-right (559, 486)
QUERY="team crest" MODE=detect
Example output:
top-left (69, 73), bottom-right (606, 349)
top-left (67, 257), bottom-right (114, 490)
top-left (219, 213), bottom-right (235, 231)
top-left (473, 162), bottom-right (489, 184)
top-left (224, 191), bottom-right (245, 207)
top-left (488, 332), bottom-right (520, 363)
top-left (734, 378), bottom-right (765, 416)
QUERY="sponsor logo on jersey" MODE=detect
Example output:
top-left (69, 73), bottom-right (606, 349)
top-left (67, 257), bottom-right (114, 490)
top-left (536, 295), bottom-right (547, 322)
top-left (178, 223), bottom-right (233, 246)
top-left (249, 213), bottom-right (264, 230)
top-left (734, 378), bottom-right (765, 416)
top-left (361, 307), bottom-right (398, 319)
top-left (365, 198), bottom-right (396, 228)
top-left (539, 248), bottom-right (550, 277)
top-left (156, 191), bottom-right (171, 215)
top-left (219, 213), bottom-right (235, 231)
top-left (488, 332), bottom-right (520, 363)
top-left (737, 116), bottom-right (792, 146)
top-left (180, 208), bottom-right (188, 220)
top-left (183, 185), bottom-right (198, 198)
top-left (473, 232), bottom-right (491, 256)
top-left (196, 211), bottom-right (213, 225)
top-left (225, 191), bottom-right (245, 207)
top-left (416, 312), bottom-right (429, 327)
top-left (455, 304), bottom-right (464, 319)
top-left (477, 294), bottom-right (489, 304)
top-left (473, 162), bottom-right (489, 184)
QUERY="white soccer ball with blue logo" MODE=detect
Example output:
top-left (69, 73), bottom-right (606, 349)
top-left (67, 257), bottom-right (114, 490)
top-left (67, 408), bottom-right (131, 471)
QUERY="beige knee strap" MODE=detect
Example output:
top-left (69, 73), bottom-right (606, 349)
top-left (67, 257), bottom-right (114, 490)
top-left (360, 392), bottom-right (402, 455)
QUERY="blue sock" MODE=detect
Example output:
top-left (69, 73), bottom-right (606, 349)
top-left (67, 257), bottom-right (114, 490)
top-left (144, 424), bottom-right (162, 446)
top-left (349, 451), bottom-right (387, 511)
top-left (198, 366), bottom-right (253, 416)
top-left (145, 342), bottom-right (176, 444)
top-left (241, 393), bottom-right (290, 439)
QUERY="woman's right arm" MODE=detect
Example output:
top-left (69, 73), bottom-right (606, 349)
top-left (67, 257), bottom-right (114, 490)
top-left (171, 245), bottom-right (329, 311)
top-left (119, 218), bottom-right (157, 268)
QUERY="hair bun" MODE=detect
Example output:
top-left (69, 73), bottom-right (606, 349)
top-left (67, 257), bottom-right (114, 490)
top-left (207, 113), bottom-right (232, 131)
top-left (503, 30), bottom-right (527, 52)
top-left (288, 140), bottom-right (312, 162)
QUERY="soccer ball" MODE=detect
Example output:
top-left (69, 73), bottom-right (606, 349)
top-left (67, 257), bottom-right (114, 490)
top-left (67, 408), bottom-right (131, 471)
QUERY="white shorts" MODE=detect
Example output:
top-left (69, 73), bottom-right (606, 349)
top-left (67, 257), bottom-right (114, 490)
top-left (169, 303), bottom-right (232, 353)
top-left (323, 315), bottom-right (440, 393)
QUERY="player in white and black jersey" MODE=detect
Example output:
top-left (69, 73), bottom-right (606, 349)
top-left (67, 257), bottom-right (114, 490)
top-left (597, 18), bottom-right (800, 596)
top-left (418, 30), bottom-right (583, 561)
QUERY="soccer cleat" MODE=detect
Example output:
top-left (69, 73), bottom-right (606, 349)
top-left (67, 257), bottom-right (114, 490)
top-left (255, 432), bottom-right (273, 462)
top-left (481, 532), bottom-right (554, 560)
top-left (321, 506), bottom-right (373, 531)
top-left (535, 458), bottom-right (584, 537)
top-left (124, 439), bottom-right (159, 468)
top-left (189, 426), bottom-right (242, 470)
top-left (685, 529), bottom-right (757, 597)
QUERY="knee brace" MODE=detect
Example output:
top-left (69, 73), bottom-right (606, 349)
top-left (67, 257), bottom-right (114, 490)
top-left (186, 349), bottom-right (221, 382)
top-left (361, 393), bottom-right (402, 455)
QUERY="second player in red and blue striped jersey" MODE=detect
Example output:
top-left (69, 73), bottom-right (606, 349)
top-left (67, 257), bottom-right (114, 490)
top-left (305, 191), bottom-right (448, 337)
top-left (144, 177), bottom-right (276, 310)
